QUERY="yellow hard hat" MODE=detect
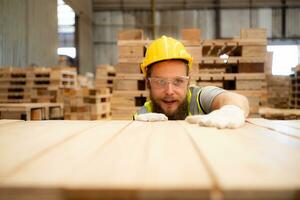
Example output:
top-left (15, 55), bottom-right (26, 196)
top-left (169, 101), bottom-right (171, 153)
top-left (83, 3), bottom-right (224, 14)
top-left (141, 35), bottom-right (193, 76)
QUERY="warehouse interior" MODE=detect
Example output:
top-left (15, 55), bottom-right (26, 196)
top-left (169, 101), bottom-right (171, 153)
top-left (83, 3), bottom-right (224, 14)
top-left (0, 0), bottom-right (300, 120)
top-left (1, 1), bottom-right (300, 199)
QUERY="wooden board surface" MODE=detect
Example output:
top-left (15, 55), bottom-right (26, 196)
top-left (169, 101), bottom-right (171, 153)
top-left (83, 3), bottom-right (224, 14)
top-left (0, 119), bottom-right (299, 200)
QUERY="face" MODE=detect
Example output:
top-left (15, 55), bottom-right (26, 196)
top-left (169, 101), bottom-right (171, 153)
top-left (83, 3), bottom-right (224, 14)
top-left (148, 60), bottom-right (189, 119)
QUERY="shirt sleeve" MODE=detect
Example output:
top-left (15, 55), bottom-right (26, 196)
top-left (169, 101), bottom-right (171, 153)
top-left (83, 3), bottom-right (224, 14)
top-left (199, 86), bottom-right (225, 114)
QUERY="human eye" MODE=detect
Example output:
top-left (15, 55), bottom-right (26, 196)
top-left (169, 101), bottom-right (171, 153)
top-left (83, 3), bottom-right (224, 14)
top-left (173, 77), bottom-right (184, 86)
top-left (157, 78), bottom-right (166, 86)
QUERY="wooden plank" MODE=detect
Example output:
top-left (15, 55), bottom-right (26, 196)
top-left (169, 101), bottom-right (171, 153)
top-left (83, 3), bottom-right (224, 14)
top-left (0, 120), bottom-right (100, 181)
top-left (181, 29), bottom-right (201, 42)
top-left (0, 121), bottom-right (131, 187)
top-left (240, 28), bottom-right (267, 39)
top-left (202, 39), bottom-right (267, 46)
top-left (181, 121), bottom-right (300, 199)
top-left (247, 118), bottom-right (300, 139)
top-left (64, 121), bottom-right (212, 199)
top-left (118, 29), bottom-right (144, 40)
top-left (273, 120), bottom-right (300, 130)
top-left (115, 63), bottom-right (142, 74)
top-left (0, 119), bottom-right (23, 125)
top-left (142, 121), bottom-right (211, 189)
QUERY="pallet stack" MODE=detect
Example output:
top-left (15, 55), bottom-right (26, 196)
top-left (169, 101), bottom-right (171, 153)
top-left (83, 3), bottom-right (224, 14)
top-left (289, 64), bottom-right (300, 109)
top-left (259, 107), bottom-right (300, 120)
top-left (0, 66), bottom-right (77, 103)
top-left (63, 88), bottom-right (111, 120)
top-left (0, 66), bottom-right (112, 120)
top-left (112, 29), bottom-right (149, 119)
top-left (0, 103), bottom-right (64, 120)
top-left (95, 64), bottom-right (116, 93)
top-left (266, 75), bottom-right (290, 108)
top-left (62, 88), bottom-right (90, 120)
top-left (0, 67), bottom-right (31, 103)
top-left (84, 88), bottom-right (111, 120)
top-left (188, 28), bottom-right (268, 115)
top-left (181, 29), bottom-right (201, 75)
top-left (29, 66), bottom-right (77, 103)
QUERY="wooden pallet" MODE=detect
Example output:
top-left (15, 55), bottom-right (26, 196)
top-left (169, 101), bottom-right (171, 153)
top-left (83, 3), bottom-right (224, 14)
top-left (0, 103), bottom-right (63, 120)
top-left (259, 107), bottom-right (300, 120)
top-left (289, 65), bottom-right (300, 109)
top-left (111, 106), bottom-right (140, 120)
top-left (0, 119), bottom-right (299, 199)
top-left (112, 90), bottom-right (149, 107)
top-left (114, 74), bottom-right (146, 91)
top-left (115, 63), bottom-right (142, 74)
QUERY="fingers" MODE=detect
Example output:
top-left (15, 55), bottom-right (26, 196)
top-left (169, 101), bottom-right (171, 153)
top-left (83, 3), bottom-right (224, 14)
top-left (185, 109), bottom-right (245, 129)
top-left (185, 115), bottom-right (203, 124)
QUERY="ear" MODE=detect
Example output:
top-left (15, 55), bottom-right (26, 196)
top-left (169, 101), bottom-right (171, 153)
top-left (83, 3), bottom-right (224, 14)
top-left (146, 78), bottom-right (151, 89)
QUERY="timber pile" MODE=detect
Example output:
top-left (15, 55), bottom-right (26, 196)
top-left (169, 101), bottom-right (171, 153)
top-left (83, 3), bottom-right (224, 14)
top-left (0, 103), bottom-right (63, 120)
top-left (0, 119), bottom-right (300, 199)
top-left (181, 29), bottom-right (201, 74)
top-left (289, 65), bottom-right (300, 109)
top-left (29, 66), bottom-right (77, 103)
top-left (95, 64), bottom-right (116, 93)
top-left (0, 66), bottom-right (112, 120)
top-left (187, 28), bottom-right (268, 115)
top-left (0, 67), bottom-right (31, 103)
top-left (0, 66), bottom-right (77, 103)
top-left (77, 72), bottom-right (94, 89)
top-left (259, 107), bottom-right (300, 120)
top-left (112, 29), bottom-right (149, 119)
top-left (63, 88), bottom-right (111, 120)
top-left (266, 75), bottom-right (290, 108)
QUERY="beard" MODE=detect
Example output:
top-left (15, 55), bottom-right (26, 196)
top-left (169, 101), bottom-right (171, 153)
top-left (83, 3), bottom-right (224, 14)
top-left (150, 94), bottom-right (188, 120)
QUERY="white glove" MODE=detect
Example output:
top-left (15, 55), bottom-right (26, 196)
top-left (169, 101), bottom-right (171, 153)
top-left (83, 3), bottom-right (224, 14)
top-left (185, 105), bottom-right (245, 129)
top-left (135, 113), bottom-right (168, 122)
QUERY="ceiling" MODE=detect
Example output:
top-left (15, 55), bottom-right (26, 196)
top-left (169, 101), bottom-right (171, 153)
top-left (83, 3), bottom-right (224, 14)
top-left (93, 0), bottom-right (300, 11)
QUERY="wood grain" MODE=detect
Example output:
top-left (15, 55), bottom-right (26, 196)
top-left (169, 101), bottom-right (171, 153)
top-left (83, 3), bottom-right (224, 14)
top-left (247, 118), bottom-right (300, 139)
top-left (182, 121), bottom-right (300, 199)
top-left (0, 119), bottom-right (299, 200)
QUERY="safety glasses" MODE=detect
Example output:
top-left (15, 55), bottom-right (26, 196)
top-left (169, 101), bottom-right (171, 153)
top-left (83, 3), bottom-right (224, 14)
top-left (148, 76), bottom-right (190, 89)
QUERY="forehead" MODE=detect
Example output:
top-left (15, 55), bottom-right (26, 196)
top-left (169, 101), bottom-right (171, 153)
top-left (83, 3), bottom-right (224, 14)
top-left (150, 60), bottom-right (187, 77)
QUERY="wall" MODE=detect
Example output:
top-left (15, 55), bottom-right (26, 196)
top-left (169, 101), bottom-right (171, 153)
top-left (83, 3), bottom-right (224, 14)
top-left (65, 0), bottom-right (94, 74)
top-left (0, 0), bottom-right (58, 67)
top-left (94, 8), bottom-right (300, 66)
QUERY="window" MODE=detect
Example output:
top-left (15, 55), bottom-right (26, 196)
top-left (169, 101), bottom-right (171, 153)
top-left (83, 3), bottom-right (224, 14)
top-left (267, 45), bottom-right (299, 75)
top-left (57, 0), bottom-right (76, 58)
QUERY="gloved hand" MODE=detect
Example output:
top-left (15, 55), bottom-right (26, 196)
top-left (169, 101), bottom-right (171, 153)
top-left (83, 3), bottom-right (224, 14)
top-left (135, 113), bottom-right (168, 122)
top-left (185, 105), bottom-right (245, 129)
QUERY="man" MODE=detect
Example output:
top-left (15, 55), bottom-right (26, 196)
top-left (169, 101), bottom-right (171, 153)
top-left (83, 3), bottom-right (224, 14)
top-left (134, 36), bottom-right (249, 129)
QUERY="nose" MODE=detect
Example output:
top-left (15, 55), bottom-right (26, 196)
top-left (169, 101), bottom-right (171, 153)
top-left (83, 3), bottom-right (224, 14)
top-left (165, 82), bottom-right (175, 95)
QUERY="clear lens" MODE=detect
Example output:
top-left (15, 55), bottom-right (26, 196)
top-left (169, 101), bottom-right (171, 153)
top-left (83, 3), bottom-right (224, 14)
top-left (149, 76), bottom-right (189, 88)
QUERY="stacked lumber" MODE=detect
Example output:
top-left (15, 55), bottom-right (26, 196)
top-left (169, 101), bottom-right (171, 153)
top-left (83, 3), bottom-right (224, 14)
top-left (188, 28), bottom-right (268, 115)
top-left (29, 66), bottom-right (77, 103)
top-left (181, 29), bottom-right (201, 74)
top-left (1, 119), bottom-right (300, 199)
top-left (0, 103), bottom-right (63, 120)
top-left (259, 107), bottom-right (300, 120)
top-left (112, 29), bottom-right (149, 119)
top-left (95, 64), bottom-right (116, 93)
top-left (63, 88), bottom-right (90, 120)
top-left (266, 75), bottom-right (290, 108)
top-left (77, 72), bottom-right (94, 89)
top-left (0, 66), bottom-right (77, 103)
top-left (0, 67), bottom-right (31, 103)
top-left (63, 88), bottom-right (111, 120)
top-left (83, 88), bottom-right (111, 120)
top-left (289, 65), bottom-right (300, 109)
